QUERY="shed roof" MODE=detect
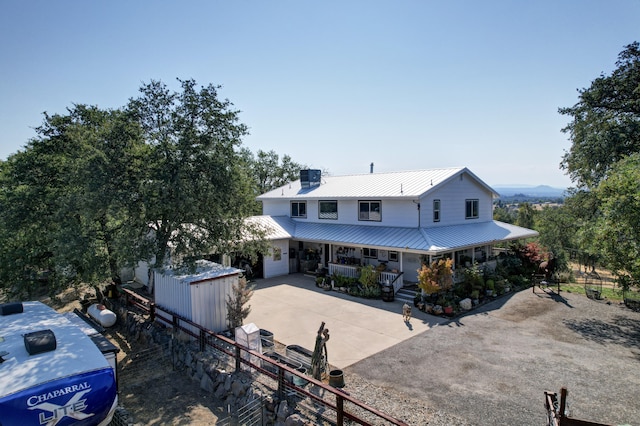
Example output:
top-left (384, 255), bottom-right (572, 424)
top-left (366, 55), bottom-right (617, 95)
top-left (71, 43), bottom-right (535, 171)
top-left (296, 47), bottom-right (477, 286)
top-left (162, 260), bottom-right (242, 284)
top-left (257, 167), bottom-right (499, 200)
top-left (250, 215), bottom-right (538, 254)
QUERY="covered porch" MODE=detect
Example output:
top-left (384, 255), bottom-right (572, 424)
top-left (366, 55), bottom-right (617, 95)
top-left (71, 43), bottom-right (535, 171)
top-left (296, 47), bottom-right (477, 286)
top-left (251, 215), bottom-right (539, 292)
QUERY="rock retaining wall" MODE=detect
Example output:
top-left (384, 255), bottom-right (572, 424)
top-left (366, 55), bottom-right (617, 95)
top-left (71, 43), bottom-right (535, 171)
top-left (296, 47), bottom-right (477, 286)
top-left (119, 306), bottom-right (311, 425)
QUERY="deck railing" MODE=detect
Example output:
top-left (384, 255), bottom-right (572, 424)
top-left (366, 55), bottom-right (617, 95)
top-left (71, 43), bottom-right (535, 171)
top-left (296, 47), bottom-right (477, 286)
top-left (328, 264), bottom-right (402, 293)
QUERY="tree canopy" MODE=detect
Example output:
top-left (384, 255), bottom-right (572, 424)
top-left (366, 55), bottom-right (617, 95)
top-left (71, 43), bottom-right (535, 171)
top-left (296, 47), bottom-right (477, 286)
top-left (0, 79), bottom-right (295, 298)
top-left (591, 153), bottom-right (640, 287)
top-left (560, 42), bottom-right (640, 189)
top-left (553, 42), bottom-right (640, 286)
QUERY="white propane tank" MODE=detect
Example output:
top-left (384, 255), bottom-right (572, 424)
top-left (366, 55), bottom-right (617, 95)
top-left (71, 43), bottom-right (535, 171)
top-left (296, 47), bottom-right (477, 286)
top-left (87, 303), bottom-right (117, 327)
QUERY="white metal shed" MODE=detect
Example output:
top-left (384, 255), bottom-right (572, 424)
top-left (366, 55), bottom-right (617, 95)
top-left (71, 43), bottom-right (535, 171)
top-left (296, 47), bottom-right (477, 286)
top-left (154, 260), bottom-right (242, 333)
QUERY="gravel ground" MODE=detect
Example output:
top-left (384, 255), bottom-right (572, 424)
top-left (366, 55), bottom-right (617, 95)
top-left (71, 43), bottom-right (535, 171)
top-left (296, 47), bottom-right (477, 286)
top-left (44, 282), bottom-right (638, 425)
top-left (345, 287), bottom-right (640, 425)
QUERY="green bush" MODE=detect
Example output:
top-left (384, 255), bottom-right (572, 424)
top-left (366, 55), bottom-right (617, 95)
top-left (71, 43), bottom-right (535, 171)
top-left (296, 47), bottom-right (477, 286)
top-left (485, 279), bottom-right (495, 291)
top-left (352, 285), bottom-right (381, 298)
top-left (358, 264), bottom-right (379, 287)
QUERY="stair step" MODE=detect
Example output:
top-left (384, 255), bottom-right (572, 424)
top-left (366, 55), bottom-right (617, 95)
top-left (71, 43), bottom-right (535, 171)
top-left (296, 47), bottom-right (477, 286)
top-left (395, 288), bottom-right (418, 303)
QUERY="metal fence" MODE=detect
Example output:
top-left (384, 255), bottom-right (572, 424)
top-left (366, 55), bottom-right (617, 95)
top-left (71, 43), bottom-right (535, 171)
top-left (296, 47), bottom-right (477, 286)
top-left (121, 288), bottom-right (408, 426)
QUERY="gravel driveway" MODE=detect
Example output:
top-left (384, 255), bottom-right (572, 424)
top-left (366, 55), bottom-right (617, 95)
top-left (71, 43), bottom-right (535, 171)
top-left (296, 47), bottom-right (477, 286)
top-left (346, 288), bottom-right (640, 425)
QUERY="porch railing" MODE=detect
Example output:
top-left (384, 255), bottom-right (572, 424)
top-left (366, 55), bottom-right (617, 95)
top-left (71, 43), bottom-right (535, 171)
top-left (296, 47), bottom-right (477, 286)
top-left (380, 271), bottom-right (403, 294)
top-left (328, 263), bottom-right (359, 279)
top-left (328, 263), bottom-right (402, 293)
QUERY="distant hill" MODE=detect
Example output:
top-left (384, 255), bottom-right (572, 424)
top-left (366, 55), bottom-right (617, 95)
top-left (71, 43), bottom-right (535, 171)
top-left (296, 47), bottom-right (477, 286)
top-left (492, 185), bottom-right (567, 198)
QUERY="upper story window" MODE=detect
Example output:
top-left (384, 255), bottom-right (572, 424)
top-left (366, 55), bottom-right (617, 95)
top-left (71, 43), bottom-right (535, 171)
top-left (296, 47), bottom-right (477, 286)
top-left (319, 200), bottom-right (338, 220)
top-left (291, 201), bottom-right (306, 218)
top-left (433, 199), bottom-right (441, 222)
top-left (465, 199), bottom-right (479, 219)
top-left (359, 200), bottom-right (381, 221)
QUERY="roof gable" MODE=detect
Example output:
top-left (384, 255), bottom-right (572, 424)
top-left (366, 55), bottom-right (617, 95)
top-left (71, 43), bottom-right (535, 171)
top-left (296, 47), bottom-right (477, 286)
top-left (257, 167), bottom-right (498, 200)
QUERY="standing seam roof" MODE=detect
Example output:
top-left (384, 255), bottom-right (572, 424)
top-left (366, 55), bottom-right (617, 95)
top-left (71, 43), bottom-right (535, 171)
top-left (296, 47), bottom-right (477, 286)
top-left (249, 215), bottom-right (538, 254)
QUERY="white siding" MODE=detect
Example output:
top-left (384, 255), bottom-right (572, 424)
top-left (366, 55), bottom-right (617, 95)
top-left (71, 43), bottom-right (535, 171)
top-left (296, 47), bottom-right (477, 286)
top-left (263, 239), bottom-right (290, 279)
top-left (262, 200), bottom-right (291, 216)
top-left (402, 252), bottom-right (422, 282)
top-left (154, 268), bottom-right (238, 333)
top-left (134, 260), bottom-right (151, 285)
top-left (190, 276), bottom-right (234, 332)
top-left (421, 172), bottom-right (494, 227)
top-left (154, 271), bottom-right (193, 319)
top-left (261, 171), bottom-right (495, 229)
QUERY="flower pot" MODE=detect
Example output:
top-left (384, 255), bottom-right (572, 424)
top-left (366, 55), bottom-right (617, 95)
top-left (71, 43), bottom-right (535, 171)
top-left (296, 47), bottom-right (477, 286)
top-left (329, 369), bottom-right (345, 388)
top-left (443, 306), bottom-right (453, 315)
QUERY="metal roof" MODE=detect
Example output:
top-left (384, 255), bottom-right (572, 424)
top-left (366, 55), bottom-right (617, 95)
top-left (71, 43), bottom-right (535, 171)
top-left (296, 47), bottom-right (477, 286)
top-left (257, 167), bottom-right (499, 200)
top-left (250, 215), bottom-right (538, 254)
top-left (161, 260), bottom-right (242, 284)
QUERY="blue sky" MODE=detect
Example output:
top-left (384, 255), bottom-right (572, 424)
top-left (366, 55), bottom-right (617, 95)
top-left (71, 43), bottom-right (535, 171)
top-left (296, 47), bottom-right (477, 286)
top-left (1, 1), bottom-right (638, 188)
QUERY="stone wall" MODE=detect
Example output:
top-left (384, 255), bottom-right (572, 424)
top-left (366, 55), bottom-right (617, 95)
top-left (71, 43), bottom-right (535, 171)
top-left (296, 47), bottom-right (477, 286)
top-left (119, 306), bottom-right (311, 425)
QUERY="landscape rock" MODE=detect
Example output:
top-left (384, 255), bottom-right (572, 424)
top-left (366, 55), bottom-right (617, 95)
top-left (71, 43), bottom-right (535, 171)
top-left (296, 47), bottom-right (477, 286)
top-left (459, 298), bottom-right (472, 311)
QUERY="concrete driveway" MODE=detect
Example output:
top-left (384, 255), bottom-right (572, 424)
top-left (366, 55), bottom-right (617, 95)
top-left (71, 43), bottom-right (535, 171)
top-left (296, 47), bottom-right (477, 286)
top-left (245, 274), bottom-right (447, 368)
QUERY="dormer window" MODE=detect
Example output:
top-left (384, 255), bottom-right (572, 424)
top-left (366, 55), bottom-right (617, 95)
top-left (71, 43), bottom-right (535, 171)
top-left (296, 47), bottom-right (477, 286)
top-left (291, 201), bottom-right (306, 218)
top-left (359, 201), bottom-right (381, 221)
top-left (319, 200), bottom-right (338, 220)
top-left (465, 199), bottom-right (479, 219)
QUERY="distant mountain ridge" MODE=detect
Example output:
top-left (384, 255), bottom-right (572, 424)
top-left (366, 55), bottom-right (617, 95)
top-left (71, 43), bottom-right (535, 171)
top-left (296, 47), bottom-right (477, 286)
top-left (492, 184), bottom-right (567, 197)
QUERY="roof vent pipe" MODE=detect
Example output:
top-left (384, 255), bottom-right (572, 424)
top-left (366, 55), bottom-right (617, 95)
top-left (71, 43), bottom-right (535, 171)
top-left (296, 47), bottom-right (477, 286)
top-left (370, 162), bottom-right (374, 173)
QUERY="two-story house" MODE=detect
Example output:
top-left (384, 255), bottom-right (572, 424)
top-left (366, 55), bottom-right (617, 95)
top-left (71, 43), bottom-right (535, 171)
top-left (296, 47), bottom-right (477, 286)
top-left (249, 167), bottom-right (538, 292)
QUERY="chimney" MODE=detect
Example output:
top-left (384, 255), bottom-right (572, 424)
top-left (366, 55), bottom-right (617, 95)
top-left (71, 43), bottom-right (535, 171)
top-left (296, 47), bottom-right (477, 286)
top-left (370, 162), bottom-right (374, 173)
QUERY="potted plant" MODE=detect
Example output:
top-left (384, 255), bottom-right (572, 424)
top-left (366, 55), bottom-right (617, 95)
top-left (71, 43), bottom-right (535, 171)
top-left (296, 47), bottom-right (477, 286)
top-left (470, 290), bottom-right (480, 305)
top-left (443, 299), bottom-right (454, 315)
top-left (414, 292), bottom-right (423, 307)
top-left (417, 259), bottom-right (454, 301)
top-left (485, 279), bottom-right (495, 297)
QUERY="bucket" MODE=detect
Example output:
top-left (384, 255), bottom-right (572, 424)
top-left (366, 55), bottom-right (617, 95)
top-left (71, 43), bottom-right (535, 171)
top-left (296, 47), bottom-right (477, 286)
top-left (260, 329), bottom-right (274, 345)
top-left (329, 369), bottom-right (345, 388)
top-left (261, 339), bottom-right (274, 351)
top-left (292, 367), bottom-right (308, 386)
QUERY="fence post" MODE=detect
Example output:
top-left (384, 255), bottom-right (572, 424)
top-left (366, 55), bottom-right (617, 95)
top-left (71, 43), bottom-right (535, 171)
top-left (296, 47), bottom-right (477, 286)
top-left (336, 393), bottom-right (344, 426)
top-left (559, 387), bottom-right (568, 419)
top-left (199, 329), bottom-right (206, 352)
top-left (149, 302), bottom-right (156, 322)
top-left (277, 367), bottom-right (285, 401)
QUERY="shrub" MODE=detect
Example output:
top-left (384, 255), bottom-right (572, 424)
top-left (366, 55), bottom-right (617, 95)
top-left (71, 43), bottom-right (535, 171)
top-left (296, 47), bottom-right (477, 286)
top-left (358, 264), bottom-right (379, 287)
top-left (352, 284), bottom-right (381, 298)
top-left (418, 259), bottom-right (454, 295)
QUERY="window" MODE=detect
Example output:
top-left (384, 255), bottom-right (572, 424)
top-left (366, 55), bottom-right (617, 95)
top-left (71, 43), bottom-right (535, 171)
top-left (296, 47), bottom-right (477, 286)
top-left (291, 201), bottom-right (306, 218)
top-left (389, 251), bottom-right (398, 262)
top-left (433, 199), bottom-right (441, 222)
top-left (358, 201), bottom-right (381, 221)
top-left (465, 199), bottom-right (479, 219)
top-left (319, 200), bottom-right (338, 220)
top-left (363, 247), bottom-right (378, 258)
